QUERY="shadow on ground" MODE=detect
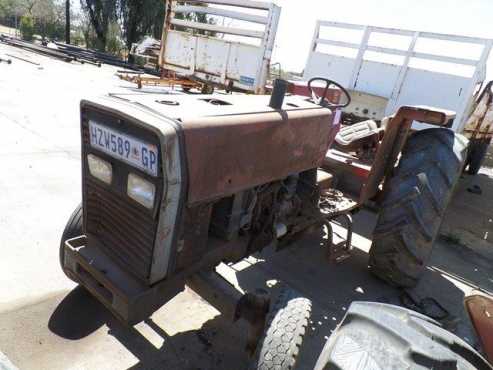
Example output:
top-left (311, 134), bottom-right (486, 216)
top-left (48, 286), bottom-right (250, 370)
top-left (442, 172), bottom-right (493, 260)
top-left (45, 203), bottom-right (490, 369)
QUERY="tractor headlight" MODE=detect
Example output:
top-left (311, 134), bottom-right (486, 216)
top-left (87, 154), bottom-right (112, 184)
top-left (127, 173), bottom-right (155, 209)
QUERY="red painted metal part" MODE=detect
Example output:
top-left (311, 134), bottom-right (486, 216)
top-left (183, 108), bottom-right (336, 204)
top-left (464, 293), bottom-right (493, 363)
top-left (288, 81), bottom-right (342, 103)
top-left (323, 106), bottom-right (455, 203)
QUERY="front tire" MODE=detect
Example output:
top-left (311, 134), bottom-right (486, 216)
top-left (250, 288), bottom-right (311, 370)
top-left (369, 128), bottom-right (468, 287)
top-left (59, 204), bottom-right (83, 282)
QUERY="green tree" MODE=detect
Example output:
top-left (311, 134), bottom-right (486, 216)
top-left (172, 2), bottom-right (216, 37)
top-left (117, 1), bottom-right (215, 52)
top-left (0, 0), bottom-right (28, 28)
top-left (105, 20), bottom-right (124, 54)
top-left (79, 0), bottom-right (117, 50)
top-left (72, 7), bottom-right (94, 47)
top-left (30, 0), bottom-right (65, 38)
top-left (19, 14), bottom-right (34, 40)
top-left (0, 0), bottom-right (13, 18)
top-left (118, 0), bottom-right (165, 50)
top-left (1, 0), bottom-right (66, 39)
top-left (77, 0), bottom-right (216, 53)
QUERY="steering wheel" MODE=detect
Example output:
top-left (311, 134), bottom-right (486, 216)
top-left (308, 77), bottom-right (351, 108)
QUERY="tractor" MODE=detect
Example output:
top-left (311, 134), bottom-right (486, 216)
top-left (58, 4), bottom-right (491, 367)
top-left (59, 76), bottom-right (468, 368)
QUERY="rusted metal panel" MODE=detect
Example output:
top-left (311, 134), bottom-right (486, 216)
top-left (288, 82), bottom-right (341, 103)
top-left (183, 109), bottom-right (336, 204)
top-left (464, 293), bottom-right (493, 363)
top-left (64, 236), bottom-right (184, 324)
top-left (325, 106), bottom-right (458, 204)
top-left (64, 233), bottom-right (250, 324)
top-left (322, 149), bottom-right (371, 199)
top-left (464, 81), bottom-right (493, 140)
top-left (176, 203), bottom-right (213, 270)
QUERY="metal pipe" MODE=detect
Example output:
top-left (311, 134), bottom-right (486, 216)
top-left (5, 53), bottom-right (39, 65)
top-left (269, 79), bottom-right (288, 109)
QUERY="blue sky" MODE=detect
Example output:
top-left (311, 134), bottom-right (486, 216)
top-left (272, 0), bottom-right (493, 78)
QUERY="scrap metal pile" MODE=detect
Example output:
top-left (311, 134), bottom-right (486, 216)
top-left (0, 36), bottom-right (73, 62)
top-left (0, 34), bottom-right (158, 75)
top-left (0, 33), bottom-right (203, 90)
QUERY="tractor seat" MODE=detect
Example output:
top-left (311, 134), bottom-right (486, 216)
top-left (334, 119), bottom-right (383, 152)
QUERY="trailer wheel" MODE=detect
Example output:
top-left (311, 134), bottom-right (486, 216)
top-left (59, 204), bottom-right (83, 282)
top-left (369, 128), bottom-right (468, 287)
top-left (250, 288), bottom-right (311, 370)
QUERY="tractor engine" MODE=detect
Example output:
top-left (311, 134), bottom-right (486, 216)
top-left (208, 171), bottom-right (315, 252)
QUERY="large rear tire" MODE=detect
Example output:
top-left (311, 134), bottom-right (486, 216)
top-left (59, 204), bottom-right (83, 282)
top-left (369, 128), bottom-right (468, 287)
top-left (250, 288), bottom-right (312, 370)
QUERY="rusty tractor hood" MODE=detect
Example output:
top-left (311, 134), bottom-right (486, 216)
top-left (81, 92), bottom-right (338, 204)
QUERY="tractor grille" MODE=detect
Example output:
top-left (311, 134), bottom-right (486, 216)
top-left (85, 178), bottom-right (156, 281)
top-left (81, 120), bottom-right (160, 283)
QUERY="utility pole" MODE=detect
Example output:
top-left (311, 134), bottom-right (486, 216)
top-left (65, 0), bottom-right (70, 44)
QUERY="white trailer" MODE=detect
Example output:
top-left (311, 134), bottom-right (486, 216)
top-left (159, 0), bottom-right (281, 94)
top-left (303, 21), bottom-right (492, 132)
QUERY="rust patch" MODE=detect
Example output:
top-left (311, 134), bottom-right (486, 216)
top-left (176, 203), bottom-right (213, 269)
top-left (464, 293), bottom-right (493, 363)
top-left (288, 82), bottom-right (341, 103)
top-left (182, 109), bottom-right (336, 204)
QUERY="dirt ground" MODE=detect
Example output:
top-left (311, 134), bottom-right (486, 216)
top-left (0, 42), bottom-right (492, 370)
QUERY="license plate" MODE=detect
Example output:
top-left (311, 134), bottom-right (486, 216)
top-left (89, 121), bottom-right (159, 176)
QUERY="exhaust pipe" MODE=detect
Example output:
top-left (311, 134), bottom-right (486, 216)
top-left (269, 79), bottom-right (288, 110)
